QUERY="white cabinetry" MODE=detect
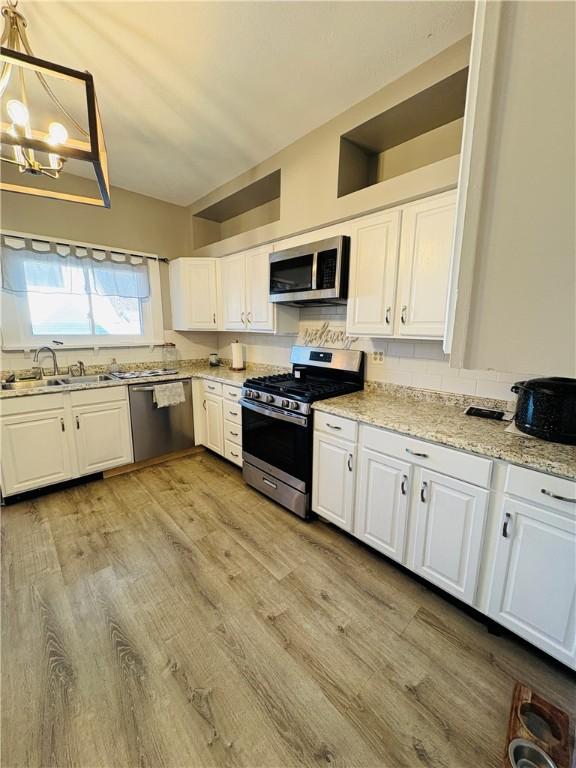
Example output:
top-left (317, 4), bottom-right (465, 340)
top-left (488, 469), bottom-right (576, 668)
top-left (346, 210), bottom-right (401, 336)
top-left (354, 449), bottom-right (411, 563)
top-left (1, 395), bottom-right (74, 495)
top-left (169, 258), bottom-right (218, 331)
top-left (1, 387), bottom-right (133, 496)
top-left (345, 190), bottom-right (456, 339)
top-left (312, 431), bottom-right (356, 532)
top-left (411, 469), bottom-right (488, 604)
top-left (397, 193), bottom-right (457, 337)
top-left (192, 378), bottom-right (242, 465)
top-left (204, 395), bottom-right (224, 455)
top-left (219, 246), bottom-right (298, 334)
top-left (71, 389), bottom-right (133, 475)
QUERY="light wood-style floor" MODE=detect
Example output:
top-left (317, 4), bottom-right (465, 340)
top-left (2, 452), bottom-right (574, 768)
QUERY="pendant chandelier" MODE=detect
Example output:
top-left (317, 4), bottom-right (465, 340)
top-left (0, 0), bottom-right (110, 207)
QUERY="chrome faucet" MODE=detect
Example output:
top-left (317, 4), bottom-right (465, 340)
top-left (70, 360), bottom-right (86, 377)
top-left (33, 346), bottom-right (59, 377)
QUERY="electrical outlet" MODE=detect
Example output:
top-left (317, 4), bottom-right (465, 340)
top-left (371, 351), bottom-right (384, 365)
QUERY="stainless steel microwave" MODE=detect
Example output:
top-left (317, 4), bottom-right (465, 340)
top-left (269, 235), bottom-right (350, 305)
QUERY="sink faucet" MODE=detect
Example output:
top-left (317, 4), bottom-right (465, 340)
top-left (33, 346), bottom-right (59, 377)
top-left (70, 360), bottom-right (86, 377)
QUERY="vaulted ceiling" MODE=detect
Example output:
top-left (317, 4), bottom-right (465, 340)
top-left (20, 1), bottom-right (474, 206)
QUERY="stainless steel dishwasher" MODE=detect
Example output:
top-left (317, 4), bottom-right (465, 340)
top-left (128, 378), bottom-right (194, 461)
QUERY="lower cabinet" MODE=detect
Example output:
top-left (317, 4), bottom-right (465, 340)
top-left (192, 379), bottom-right (243, 465)
top-left (488, 496), bottom-right (576, 668)
top-left (72, 399), bottom-right (133, 475)
top-left (312, 431), bottom-right (356, 531)
top-left (1, 387), bottom-right (133, 497)
top-left (411, 469), bottom-right (489, 604)
top-left (1, 404), bottom-right (74, 495)
top-left (354, 449), bottom-right (411, 563)
top-left (204, 394), bottom-right (224, 455)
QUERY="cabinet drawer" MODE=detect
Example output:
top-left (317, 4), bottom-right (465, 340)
top-left (223, 402), bottom-right (242, 424)
top-left (1, 392), bottom-right (66, 416)
top-left (505, 465), bottom-right (576, 516)
top-left (361, 425), bottom-right (492, 488)
top-left (202, 379), bottom-right (222, 396)
top-left (315, 411), bottom-right (358, 442)
top-left (70, 385), bottom-right (127, 407)
top-left (224, 419), bottom-right (242, 446)
top-left (225, 440), bottom-right (243, 467)
top-left (223, 384), bottom-right (242, 402)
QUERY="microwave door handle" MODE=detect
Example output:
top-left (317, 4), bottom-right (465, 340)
top-left (311, 252), bottom-right (318, 290)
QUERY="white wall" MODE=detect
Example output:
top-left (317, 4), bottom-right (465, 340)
top-left (218, 306), bottom-right (540, 402)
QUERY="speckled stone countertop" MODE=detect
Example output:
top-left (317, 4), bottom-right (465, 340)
top-left (0, 361), bottom-right (288, 399)
top-left (313, 390), bottom-right (576, 480)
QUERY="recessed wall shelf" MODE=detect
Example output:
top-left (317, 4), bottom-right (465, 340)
top-left (337, 68), bottom-right (469, 198)
top-left (192, 170), bottom-right (281, 248)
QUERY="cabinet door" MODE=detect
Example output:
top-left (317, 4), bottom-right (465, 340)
top-left (204, 394), bottom-right (224, 455)
top-left (245, 247), bottom-right (275, 332)
top-left (1, 410), bottom-right (74, 495)
top-left (346, 210), bottom-right (401, 336)
top-left (220, 252), bottom-right (247, 331)
top-left (170, 259), bottom-right (218, 330)
top-left (73, 401), bottom-right (133, 475)
top-left (489, 497), bottom-right (576, 668)
top-left (355, 449), bottom-right (411, 563)
top-left (397, 191), bottom-right (456, 337)
top-left (312, 432), bottom-right (356, 532)
top-left (412, 469), bottom-right (488, 604)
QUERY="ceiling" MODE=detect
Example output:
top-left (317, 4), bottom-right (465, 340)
top-left (20, 1), bottom-right (474, 207)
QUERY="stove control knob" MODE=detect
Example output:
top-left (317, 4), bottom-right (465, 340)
top-left (244, 390), bottom-right (252, 399)
top-left (289, 401), bottom-right (299, 411)
top-left (281, 399), bottom-right (289, 408)
top-left (265, 394), bottom-right (274, 404)
top-left (252, 391), bottom-right (261, 399)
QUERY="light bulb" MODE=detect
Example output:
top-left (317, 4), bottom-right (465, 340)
top-left (48, 153), bottom-right (62, 170)
top-left (8, 125), bottom-right (25, 165)
top-left (7, 99), bottom-right (29, 127)
top-left (47, 122), bottom-right (68, 146)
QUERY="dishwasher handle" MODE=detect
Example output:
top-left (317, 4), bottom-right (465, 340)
top-left (131, 386), bottom-right (156, 392)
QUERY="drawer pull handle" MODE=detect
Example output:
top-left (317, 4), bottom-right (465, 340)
top-left (541, 488), bottom-right (576, 503)
top-left (406, 448), bottom-right (429, 458)
top-left (401, 475), bottom-right (408, 496)
top-left (207, 385), bottom-right (216, 390)
top-left (326, 423), bottom-right (342, 430)
top-left (230, 431), bottom-right (239, 437)
top-left (75, 415), bottom-right (80, 430)
top-left (229, 411), bottom-right (238, 417)
top-left (420, 481), bottom-right (428, 503)
top-left (263, 477), bottom-right (277, 489)
top-left (203, 400), bottom-right (206, 410)
top-left (230, 451), bottom-right (239, 458)
top-left (60, 418), bottom-right (65, 432)
top-left (502, 512), bottom-right (512, 538)
top-left (347, 453), bottom-right (353, 472)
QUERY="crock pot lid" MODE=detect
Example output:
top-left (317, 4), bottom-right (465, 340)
top-left (518, 377), bottom-right (576, 395)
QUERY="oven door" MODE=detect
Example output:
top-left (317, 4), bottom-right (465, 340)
top-left (241, 399), bottom-right (311, 490)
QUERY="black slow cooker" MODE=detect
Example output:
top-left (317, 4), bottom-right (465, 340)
top-left (511, 377), bottom-right (576, 444)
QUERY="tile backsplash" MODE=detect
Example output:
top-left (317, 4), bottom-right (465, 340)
top-left (1, 305), bottom-right (540, 402)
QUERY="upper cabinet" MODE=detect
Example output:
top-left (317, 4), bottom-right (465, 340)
top-left (219, 246), bottom-right (298, 334)
top-left (170, 258), bottom-right (218, 331)
top-left (345, 190), bottom-right (456, 339)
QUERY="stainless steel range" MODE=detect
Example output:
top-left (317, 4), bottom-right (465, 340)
top-left (241, 346), bottom-right (364, 518)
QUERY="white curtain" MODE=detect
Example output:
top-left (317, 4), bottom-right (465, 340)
top-left (0, 235), bottom-right (150, 299)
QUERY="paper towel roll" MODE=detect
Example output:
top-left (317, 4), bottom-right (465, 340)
top-left (231, 341), bottom-right (245, 370)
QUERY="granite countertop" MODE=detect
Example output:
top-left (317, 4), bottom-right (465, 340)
top-left (313, 390), bottom-right (576, 480)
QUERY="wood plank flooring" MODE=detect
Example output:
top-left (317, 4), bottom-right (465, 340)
top-left (2, 451), bottom-right (574, 768)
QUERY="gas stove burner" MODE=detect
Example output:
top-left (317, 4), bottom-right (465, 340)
top-left (111, 368), bottom-right (178, 380)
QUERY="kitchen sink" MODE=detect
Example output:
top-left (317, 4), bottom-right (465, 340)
top-left (1, 378), bottom-right (64, 390)
top-left (56, 374), bottom-right (115, 384)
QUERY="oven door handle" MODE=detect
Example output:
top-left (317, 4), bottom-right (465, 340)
top-left (240, 398), bottom-right (308, 427)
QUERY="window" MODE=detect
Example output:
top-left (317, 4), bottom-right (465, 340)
top-left (0, 235), bottom-right (164, 349)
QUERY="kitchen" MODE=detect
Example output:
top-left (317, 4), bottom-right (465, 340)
top-left (1, 2), bottom-right (575, 767)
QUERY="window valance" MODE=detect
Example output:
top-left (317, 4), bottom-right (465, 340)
top-left (1, 234), bottom-right (150, 299)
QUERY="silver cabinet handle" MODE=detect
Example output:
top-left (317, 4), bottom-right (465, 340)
top-left (401, 474), bottom-right (408, 496)
top-left (230, 450), bottom-right (239, 458)
top-left (541, 488), bottom-right (576, 503)
top-left (406, 448), bottom-right (429, 458)
top-left (229, 410), bottom-right (238, 417)
top-left (75, 415), bottom-right (80, 430)
top-left (385, 306), bottom-right (391, 325)
top-left (420, 481), bottom-right (428, 503)
top-left (213, 313), bottom-right (216, 324)
top-left (203, 399), bottom-right (206, 410)
top-left (263, 477), bottom-right (277, 489)
top-left (241, 312), bottom-right (246, 326)
top-left (60, 417), bottom-right (65, 432)
top-left (207, 384), bottom-right (216, 390)
top-left (247, 311), bottom-right (252, 324)
top-left (502, 512), bottom-right (512, 538)
top-left (347, 453), bottom-right (353, 472)
top-left (326, 423), bottom-right (342, 430)
top-left (230, 431), bottom-right (239, 437)
top-left (401, 305), bottom-right (407, 324)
